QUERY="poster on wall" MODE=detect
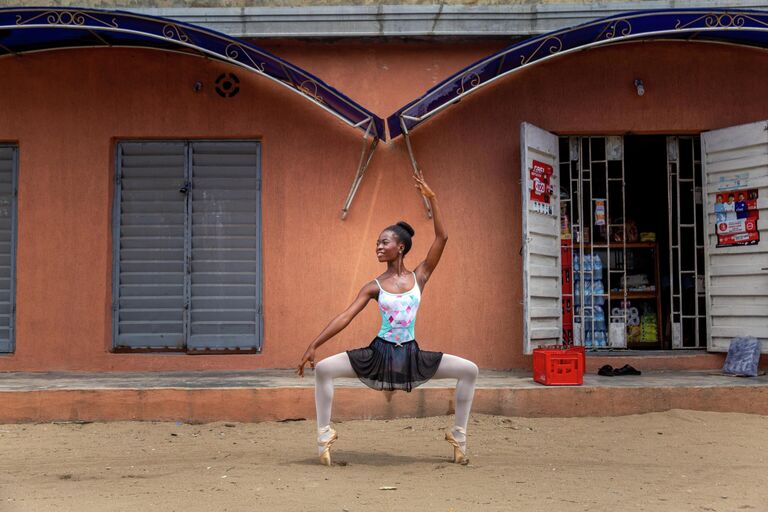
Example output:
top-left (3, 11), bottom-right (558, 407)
top-left (714, 188), bottom-right (760, 247)
top-left (529, 160), bottom-right (554, 215)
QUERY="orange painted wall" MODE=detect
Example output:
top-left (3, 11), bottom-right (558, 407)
top-left (0, 41), bottom-right (767, 372)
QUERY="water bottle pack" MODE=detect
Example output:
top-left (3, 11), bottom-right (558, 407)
top-left (574, 305), bottom-right (607, 348)
top-left (573, 254), bottom-right (605, 306)
top-left (592, 254), bottom-right (603, 273)
top-left (573, 253), bottom-right (602, 273)
top-left (572, 253), bottom-right (607, 347)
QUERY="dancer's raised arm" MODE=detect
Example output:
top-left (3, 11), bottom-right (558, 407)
top-left (413, 176), bottom-right (448, 288)
top-left (297, 281), bottom-right (378, 376)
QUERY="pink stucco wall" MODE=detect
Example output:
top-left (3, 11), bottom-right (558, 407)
top-left (0, 40), bottom-right (766, 371)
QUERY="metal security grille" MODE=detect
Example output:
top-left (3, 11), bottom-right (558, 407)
top-left (0, 146), bottom-right (17, 353)
top-left (666, 136), bottom-right (707, 348)
top-left (113, 141), bottom-right (261, 352)
top-left (561, 136), bottom-right (628, 349)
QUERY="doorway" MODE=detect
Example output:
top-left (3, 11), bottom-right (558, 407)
top-left (558, 135), bottom-right (707, 350)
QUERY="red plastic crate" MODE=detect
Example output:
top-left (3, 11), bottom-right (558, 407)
top-left (533, 345), bottom-right (584, 386)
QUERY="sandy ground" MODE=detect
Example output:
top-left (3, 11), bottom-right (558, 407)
top-left (1, 410), bottom-right (767, 512)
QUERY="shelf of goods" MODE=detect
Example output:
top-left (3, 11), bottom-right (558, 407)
top-left (561, 240), bottom-right (574, 345)
top-left (566, 242), bottom-right (662, 349)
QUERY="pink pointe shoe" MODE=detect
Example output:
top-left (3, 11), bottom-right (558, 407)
top-left (444, 426), bottom-right (469, 465)
top-left (318, 427), bottom-right (338, 466)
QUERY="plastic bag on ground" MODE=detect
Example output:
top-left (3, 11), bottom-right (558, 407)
top-left (722, 336), bottom-right (761, 377)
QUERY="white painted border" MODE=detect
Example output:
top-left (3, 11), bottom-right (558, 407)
top-left (127, 3), bottom-right (768, 38)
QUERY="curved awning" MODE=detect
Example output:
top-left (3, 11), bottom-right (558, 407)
top-left (0, 7), bottom-right (384, 140)
top-left (387, 8), bottom-right (768, 139)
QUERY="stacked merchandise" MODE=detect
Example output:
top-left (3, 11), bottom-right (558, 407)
top-left (611, 302), bottom-right (641, 343)
top-left (610, 303), bottom-right (640, 325)
top-left (640, 312), bottom-right (658, 342)
top-left (561, 240), bottom-right (573, 344)
top-left (574, 254), bottom-right (606, 347)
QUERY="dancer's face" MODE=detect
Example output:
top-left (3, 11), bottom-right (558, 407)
top-left (376, 230), bottom-right (403, 262)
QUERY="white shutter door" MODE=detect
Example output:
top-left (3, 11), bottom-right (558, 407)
top-left (0, 146), bottom-right (16, 353)
top-left (188, 141), bottom-right (261, 351)
top-left (114, 142), bottom-right (187, 349)
top-left (521, 122), bottom-right (562, 354)
top-left (702, 120), bottom-right (768, 352)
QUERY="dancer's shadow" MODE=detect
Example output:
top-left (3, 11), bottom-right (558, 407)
top-left (295, 450), bottom-right (447, 466)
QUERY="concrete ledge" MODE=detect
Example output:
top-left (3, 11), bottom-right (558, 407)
top-left (0, 370), bottom-right (766, 422)
top-left (584, 351), bottom-right (725, 372)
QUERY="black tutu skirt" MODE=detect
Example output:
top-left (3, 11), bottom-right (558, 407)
top-left (346, 337), bottom-right (443, 392)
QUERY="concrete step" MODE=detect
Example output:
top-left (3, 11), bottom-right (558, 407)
top-left (1, 370), bottom-right (766, 423)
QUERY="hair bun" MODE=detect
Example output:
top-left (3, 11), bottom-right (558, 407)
top-left (396, 221), bottom-right (415, 237)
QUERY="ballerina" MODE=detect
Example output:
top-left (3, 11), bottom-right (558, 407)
top-left (297, 175), bottom-right (479, 466)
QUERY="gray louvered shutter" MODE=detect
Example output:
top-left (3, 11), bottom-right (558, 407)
top-left (114, 142), bottom-right (187, 349)
top-left (188, 141), bottom-right (261, 350)
top-left (0, 146), bottom-right (17, 353)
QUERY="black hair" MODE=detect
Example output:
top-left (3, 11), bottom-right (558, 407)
top-left (385, 221), bottom-right (415, 256)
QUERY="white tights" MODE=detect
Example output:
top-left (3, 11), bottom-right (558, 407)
top-left (314, 352), bottom-right (479, 453)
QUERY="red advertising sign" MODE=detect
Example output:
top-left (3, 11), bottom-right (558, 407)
top-left (714, 188), bottom-right (759, 247)
top-left (529, 160), bottom-right (554, 215)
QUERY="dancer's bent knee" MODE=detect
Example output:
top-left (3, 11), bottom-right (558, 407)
top-left (433, 354), bottom-right (479, 380)
top-left (314, 352), bottom-right (357, 380)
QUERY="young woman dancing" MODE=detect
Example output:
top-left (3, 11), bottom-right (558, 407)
top-left (297, 176), bottom-right (479, 466)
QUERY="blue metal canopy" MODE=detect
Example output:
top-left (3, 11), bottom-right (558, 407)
top-left (386, 8), bottom-right (768, 139)
top-left (0, 7), bottom-right (384, 140)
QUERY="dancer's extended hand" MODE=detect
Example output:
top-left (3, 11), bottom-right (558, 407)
top-left (413, 175), bottom-right (436, 199)
top-left (297, 347), bottom-right (316, 377)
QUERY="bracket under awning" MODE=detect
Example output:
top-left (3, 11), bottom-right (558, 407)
top-left (400, 116), bottom-right (433, 218)
top-left (341, 119), bottom-right (379, 219)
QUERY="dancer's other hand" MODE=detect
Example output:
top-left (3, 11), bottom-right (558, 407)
top-left (297, 346), bottom-right (316, 377)
top-left (413, 175), bottom-right (436, 199)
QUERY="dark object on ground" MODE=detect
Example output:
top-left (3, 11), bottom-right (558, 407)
top-left (723, 336), bottom-right (761, 377)
top-left (598, 365), bottom-right (614, 376)
top-left (613, 364), bottom-right (641, 376)
top-left (597, 364), bottom-right (642, 376)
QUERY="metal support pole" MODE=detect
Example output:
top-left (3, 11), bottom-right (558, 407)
top-left (340, 120), bottom-right (379, 220)
top-left (400, 117), bottom-right (433, 218)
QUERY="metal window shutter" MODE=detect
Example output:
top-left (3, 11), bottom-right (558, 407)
top-left (0, 146), bottom-right (16, 353)
top-left (114, 142), bottom-right (187, 349)
top-left (702, 121), bottom-right (768, 351)
top-left (188, 141), bottom-right (261, 351)
top-left (520, 123), bottom-right (562, 353)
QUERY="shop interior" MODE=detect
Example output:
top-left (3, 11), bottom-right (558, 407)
top-left (559, 135), bottom-right (707, 350)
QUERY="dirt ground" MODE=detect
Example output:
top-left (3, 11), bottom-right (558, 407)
top-left (1, 410), bottom-right (767, 512)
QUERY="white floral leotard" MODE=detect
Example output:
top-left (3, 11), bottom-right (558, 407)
top-left (374, 271), bottom-right (421, 345)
